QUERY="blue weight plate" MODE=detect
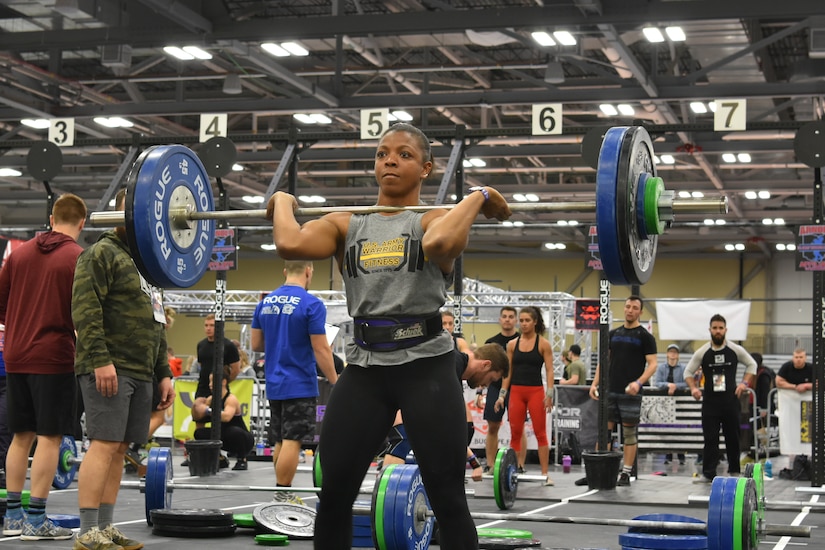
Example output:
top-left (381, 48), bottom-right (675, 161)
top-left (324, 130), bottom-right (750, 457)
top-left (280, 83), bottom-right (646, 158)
top-left (720, 476), bottom-right (738, 550)
top-left (125, 144), bottom-right (215, 288)
top-left (628, 513), bottom-right (704, 534)
top-left (619, 532), bottom-right (708, 549)
top-left (392, 465), bottom-right (433, 550)
top-left (614, 126), bottom-right (657, 285)
top-left (145, 447), bottom-right (172, 525)
top-left (353, 525), bottom-right (373, 537)
top-left (595, 126), bottom-right (630, 285)
top-left (53, 435), bottom-right (78, 490)
top-left (707, 476), bottom-right (724, 550)
top-left (635, 173), bottom-right (649, 240)
top-left (353, 534), bottom-right (375, 547)
top-left (48, 514), bottom-right (80, 528)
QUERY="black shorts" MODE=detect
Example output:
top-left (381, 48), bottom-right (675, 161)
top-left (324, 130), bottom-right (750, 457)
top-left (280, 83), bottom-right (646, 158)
top-left (269, 397), bottom-right (317, 442)
top-left (7, 372), bottom-right (77, 435)
top-left (606, 392), bottom-right (642, 425)
top-left (152, 378), bottom-right (161, 410)
top-left (482, 380), bottom-right (509, 423)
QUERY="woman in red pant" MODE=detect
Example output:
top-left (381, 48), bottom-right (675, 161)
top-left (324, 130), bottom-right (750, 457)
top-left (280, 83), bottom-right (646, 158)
top-left (495, 306), bottom-right (555, 485)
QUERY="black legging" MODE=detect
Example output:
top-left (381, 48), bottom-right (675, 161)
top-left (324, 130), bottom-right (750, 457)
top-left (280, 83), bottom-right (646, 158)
top-left (315, 352), bottom-right (477, 549)
top-left (701, 397), bottom-right (741, 478)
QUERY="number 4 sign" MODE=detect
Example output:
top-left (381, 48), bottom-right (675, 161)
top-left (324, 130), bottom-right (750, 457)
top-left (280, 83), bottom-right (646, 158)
top-left (532, 104), bottom-right (563, 135)
top-left (200, 114), bottom-right (228, 142)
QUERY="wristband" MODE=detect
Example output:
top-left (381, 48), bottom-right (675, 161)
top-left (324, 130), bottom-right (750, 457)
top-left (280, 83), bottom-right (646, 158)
top-left (468, 186), bottom-right (490, 202)
top-left (468, 454), bottom-right (482, 469)
top-left (635, 380), bottom-right (643, 388)
top-left (741, 381), bottom-right (750, 388)
top-left (498, 389), bottom-right (507, 400)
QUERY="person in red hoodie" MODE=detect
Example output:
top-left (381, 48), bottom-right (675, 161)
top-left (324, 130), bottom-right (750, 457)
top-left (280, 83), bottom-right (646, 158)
top-left (0, 193), bottom-right (86, 541)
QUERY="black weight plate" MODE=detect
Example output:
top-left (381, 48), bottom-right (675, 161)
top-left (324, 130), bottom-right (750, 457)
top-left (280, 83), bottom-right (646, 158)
top-left (479, 538), bottom-right (542, 549)
top-left (26, 141), bottom-right (63, 180)
top-left (582, 126), bottom-right (612, 170)
top-left (199, 136), bottom-right (237, 178)
top-left (628, 513), bottom-right (704, 535)
top-left (619, 532), bottom-right (708, 549)
top-left (151, 523), bottom-right (237, 538)
top-left (615, 126), bottom-right (657, 285)
top-left (794, 121), bottom-right (825, 168)
top-left (150, 508), bottom-right (235, 527)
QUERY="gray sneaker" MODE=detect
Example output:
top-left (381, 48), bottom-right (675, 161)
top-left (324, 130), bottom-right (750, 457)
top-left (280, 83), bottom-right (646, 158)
top-left (2, 514), bottom-right (25, 536)
top-left (20, 517), bottom-right (74, 540)
top-left (72, 527), bottom-right (122, 550)
top-left (272, 490), bottom-right (305, 507)
top-left (101, 524), bottom-right (143, 550)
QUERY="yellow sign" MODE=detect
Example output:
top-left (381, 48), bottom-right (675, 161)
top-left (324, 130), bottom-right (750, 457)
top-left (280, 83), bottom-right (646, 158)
top-left (173, 378), bottom-right (254, 440)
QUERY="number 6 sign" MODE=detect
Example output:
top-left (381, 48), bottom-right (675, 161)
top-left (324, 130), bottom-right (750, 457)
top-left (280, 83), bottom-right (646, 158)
top-left (532, 104), bottom-right (563, 135)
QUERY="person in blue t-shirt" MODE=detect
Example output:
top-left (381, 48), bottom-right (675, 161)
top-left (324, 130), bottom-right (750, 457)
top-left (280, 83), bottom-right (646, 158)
top-left (251, 260), bottom-right (338, 504)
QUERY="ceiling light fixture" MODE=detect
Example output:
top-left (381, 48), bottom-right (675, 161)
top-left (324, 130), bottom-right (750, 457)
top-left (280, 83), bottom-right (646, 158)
top-left (232, 164), bottom-right (244, 172)
top-left (544, 60), bottom-right (565, 84)
top-left (222, 73), bottom-right (242, 95)
top-left (553, 31), bottom-right (577, 46)
top-left (531, 31), bottom-right (556, 47)
top-left (163, 46), bottom-right (194, 60)
top-left (665, 26), bottom-right (686, 41)
top-left (242, 195), bottom-right (264, 204)
top-left (21, 118), bottom-right (50, 129)
top-left (0, 168), bottom-right (22, 177)
top-left (617, 104), bottom-right (635, 116)
top-left (758, 190), bottom-right (771, 199)
top-left (261, 43), bottom-right (289, 57)
top-left (737, 153), bottom-right (752, 163)
top-left (182, 46), bottom-right (211, 60)
top-left (281, 42), bottom-right (309, 56)
top-left (722, 153), bottom-right (737, 163)
top-left (390, 110), bottom-right (413, 122)
top-left (689, 102), bottom-right (708, 114)
top-left (659, 154), bottom-right (675, 164)
top-left (599, 104), bottom-right (618, 116)
top-left (642, 27), bottom-right (665, 43)
top-left (260, 243), bottom-right (277, 251)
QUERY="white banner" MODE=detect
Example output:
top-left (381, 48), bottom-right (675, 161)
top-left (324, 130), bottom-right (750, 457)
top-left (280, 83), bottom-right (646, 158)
top-left (777, 388), bottom-right (812, 456)
top-left (656, 300), bottom-right (751, 340)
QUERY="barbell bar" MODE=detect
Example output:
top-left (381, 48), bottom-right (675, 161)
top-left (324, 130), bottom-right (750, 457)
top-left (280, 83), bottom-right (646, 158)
top-left (689, 494), bottom-right (825, 511)
top-left (88, 197), bottom-right (726, 226)
top-left (133, 448), bottom-right (473, 525)
top-left (80, 127), bottom-right (728, 288)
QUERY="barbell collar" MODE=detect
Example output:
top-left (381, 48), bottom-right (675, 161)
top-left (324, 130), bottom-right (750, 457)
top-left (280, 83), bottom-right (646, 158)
top-left (88, 197), bottom-right (728, 228)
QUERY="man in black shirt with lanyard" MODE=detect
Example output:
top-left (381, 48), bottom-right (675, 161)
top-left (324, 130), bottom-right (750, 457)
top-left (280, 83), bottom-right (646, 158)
top-left (684, 314), bottom-right (757, 483)
top-left (589, 295), bottom-right (658, 487)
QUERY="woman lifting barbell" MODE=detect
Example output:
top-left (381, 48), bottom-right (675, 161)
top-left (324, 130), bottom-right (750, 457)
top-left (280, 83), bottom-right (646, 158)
top-left (267, 122), bottom-right (510, 550)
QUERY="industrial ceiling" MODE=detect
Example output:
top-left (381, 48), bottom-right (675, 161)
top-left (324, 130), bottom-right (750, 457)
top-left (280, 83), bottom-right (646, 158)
top-left (0, 0), bottom-right (823, 262)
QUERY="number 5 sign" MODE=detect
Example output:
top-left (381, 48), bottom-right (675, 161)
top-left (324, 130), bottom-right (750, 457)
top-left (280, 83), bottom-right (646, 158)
top-left (532, 104), bottom-right (563, 135)
top-left (360, 109), bottom-right (389, 140)
top-left (714, 99), bottom-right (747, 131)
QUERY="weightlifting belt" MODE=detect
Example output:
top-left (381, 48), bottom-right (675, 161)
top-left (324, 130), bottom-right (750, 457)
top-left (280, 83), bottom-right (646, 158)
top-left (353, 313), bottom-right (442, 352)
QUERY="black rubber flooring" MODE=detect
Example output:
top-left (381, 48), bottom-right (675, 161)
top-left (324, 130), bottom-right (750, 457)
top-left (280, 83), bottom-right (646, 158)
top-left (2, 451), bottom-right (823, 549)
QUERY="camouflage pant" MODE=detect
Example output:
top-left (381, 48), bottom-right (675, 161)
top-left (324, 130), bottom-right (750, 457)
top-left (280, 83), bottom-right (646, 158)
top-left (268, 397), bottom-right (316, 442)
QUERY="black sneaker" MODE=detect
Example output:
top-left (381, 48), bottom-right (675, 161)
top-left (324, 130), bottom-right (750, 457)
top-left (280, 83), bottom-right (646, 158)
top-left (617, 472), bottom-right (631, 486)
top-left (517, 466), bottom-right (526, 475)
top-left (574, 477), bottom-right (588, 486)
top-left (219, 455), bottom-right (230, 469)
top-left (232, 459), bottom-right (248, 471)
top-left (180, 458), bottom-right (189, 467)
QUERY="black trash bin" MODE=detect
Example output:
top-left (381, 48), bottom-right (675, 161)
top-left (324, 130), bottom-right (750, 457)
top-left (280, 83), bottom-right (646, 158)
top-left (582, 450), bottom-right (623, 490)
top-left (185, 440), bottom-right (222, 477)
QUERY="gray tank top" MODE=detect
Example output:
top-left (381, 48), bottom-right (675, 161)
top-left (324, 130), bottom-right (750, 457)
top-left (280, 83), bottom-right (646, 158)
top-left (343, 211), bottom-right (453, 366)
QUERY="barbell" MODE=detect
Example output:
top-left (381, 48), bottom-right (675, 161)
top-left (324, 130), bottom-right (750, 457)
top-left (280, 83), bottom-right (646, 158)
top-left (361, 464), bottom-right (808, 550)
top-left (85, 127), bottom-right (728, 288)
top-left (124, 447), bottom-right (474, 525)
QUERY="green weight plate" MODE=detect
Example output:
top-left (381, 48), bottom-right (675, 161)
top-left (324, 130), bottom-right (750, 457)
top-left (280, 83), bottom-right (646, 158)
top-left (371, 464), bottom-right (396, 550)
top-left (312, 449), bottom-right (323, 488)
top-left (493, 447), bottom-right (518, 510)
top-left (750, 463), bottom-right (765, 523)
top-left (644, 176), bottom-right (666, 235)
top-left (734, 477), bottom-right (746, 550)
top-left (234, 513), bottom-right (256, 528)
top-left (477, 528), bottom-right (534, 539)
top-left (254, 533), bottom-right (289, 546)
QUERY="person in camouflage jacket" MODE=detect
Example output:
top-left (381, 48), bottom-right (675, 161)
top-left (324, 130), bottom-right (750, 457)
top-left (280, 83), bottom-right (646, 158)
top-left (71, 189), bottom-right (174, 550)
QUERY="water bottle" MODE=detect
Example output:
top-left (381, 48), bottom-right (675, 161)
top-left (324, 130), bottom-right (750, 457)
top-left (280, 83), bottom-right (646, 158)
top-left (256, 440), bottom-right (265, 457)
top-left (764, 460), bottom-right (773, 478)
top-left (562, 455), bottom-right (572, 474)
